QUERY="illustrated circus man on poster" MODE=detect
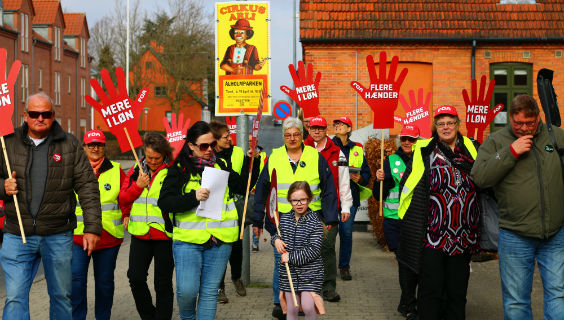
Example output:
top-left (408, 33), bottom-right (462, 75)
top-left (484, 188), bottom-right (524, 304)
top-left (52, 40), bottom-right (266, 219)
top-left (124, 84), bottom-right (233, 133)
top-left (220, 18), bottom-right (267, 75)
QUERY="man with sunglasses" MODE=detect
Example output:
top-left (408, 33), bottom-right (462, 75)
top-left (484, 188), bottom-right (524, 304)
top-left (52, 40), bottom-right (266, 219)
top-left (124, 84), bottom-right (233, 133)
top-left (375, 125), bottom-right (420, 320)
top-left (472, 94), bottom-right (564, 319)
top-left (0, 92), bottom-right (101, 319)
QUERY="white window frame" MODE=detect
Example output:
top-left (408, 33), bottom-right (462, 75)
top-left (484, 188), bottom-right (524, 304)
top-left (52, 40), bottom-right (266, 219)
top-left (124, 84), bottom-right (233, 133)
top-left (67, 75), bottom-right (71, 94)
top-left (54, 72), bottom-right (61, 105)
top-left (80, 38), bottom-right (86, 68)
top-left (38, 69), bottom-right (43, 90)
top-left (54, 27), bottom-right (61, 61)
top-left (20, 13), bottom-right (29, 52)
top-left (20, 64), bottom-right (28, 102)
top-left (80, 78), bottom-right (86, 108)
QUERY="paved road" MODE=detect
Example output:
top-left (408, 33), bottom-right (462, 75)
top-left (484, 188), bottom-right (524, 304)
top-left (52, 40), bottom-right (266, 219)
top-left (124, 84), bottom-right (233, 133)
top-left (0, 231), bottom-right (545, 319)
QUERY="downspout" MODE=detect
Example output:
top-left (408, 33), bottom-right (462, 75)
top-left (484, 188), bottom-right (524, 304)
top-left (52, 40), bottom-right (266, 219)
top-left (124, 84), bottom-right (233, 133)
top-left (14, 33), bottom-right (18, 125)
top-left (75, 53), bottom-right (79, 134)
top-left (31, 39), bottom-right (34, 96)
top-left (355, 50), bottom-right (358, 129)
top-left (471, 40), bottom-right (476, 80)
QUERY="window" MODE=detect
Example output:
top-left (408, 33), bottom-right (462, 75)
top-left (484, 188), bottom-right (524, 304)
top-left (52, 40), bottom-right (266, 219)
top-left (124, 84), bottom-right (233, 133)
top-left (145, 61), bottom-right (153, 69)
top-left (67, 75), bottom-right (71, 94)
top-left (67, 118), bottom-right (72, 133)
top-left (20, 13), bottom-right (28, 52)
top-left (80, 78), bottom-right (86, 108)
top-left (20, 64), bottom-right (28, 102)
top-left (155, 86), bottom-right (167, 97)
top-left (0, 7), bottom-right (4, 25)
top-left (38, 69), bottom-right (43, 90)
top-left (80, 38), bottom-right (86, 68)
top-left (490, 63), bottom-right (533, 130)
top-left (54, 27), bottom-right (61, 61)
top-left (80, 119), bottom-right (86, 137)
top-left (54, 72), bottom-right (61, 105)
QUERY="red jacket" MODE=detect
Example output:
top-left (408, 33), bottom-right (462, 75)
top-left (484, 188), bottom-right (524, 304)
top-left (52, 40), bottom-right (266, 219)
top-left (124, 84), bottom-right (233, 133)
top-left (119, 160), bottom-right (171, 240)
top-left (304, 135), bottom-right (341, 208)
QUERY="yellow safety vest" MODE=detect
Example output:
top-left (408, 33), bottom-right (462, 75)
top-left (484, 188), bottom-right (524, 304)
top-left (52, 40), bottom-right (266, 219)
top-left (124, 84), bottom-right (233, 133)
top-left (231, 146), bottom-right (245, 174)
top-left (348, 145), bottom-right (372, 201)
top-left (172, 162), bottom-right (239, 244)
top-left (268, 145), bottom-right (321, 213)
top-left (398, 137), bottom-right (478, 219)
top-left (128, 166), bottom-right (172, 238)
top-left (75, 161), bottom-right (123, 238)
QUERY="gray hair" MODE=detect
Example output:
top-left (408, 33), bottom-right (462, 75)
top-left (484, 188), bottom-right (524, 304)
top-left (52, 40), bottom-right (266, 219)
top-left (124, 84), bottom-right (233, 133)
top-left (25, 92), bottom-right (54, 112)
top-left (282, 117), bottom-right (303, 136)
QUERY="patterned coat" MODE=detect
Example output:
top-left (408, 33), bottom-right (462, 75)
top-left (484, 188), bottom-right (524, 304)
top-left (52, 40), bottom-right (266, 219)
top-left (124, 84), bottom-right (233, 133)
top-left (271, 209), bottom-right (324, 293)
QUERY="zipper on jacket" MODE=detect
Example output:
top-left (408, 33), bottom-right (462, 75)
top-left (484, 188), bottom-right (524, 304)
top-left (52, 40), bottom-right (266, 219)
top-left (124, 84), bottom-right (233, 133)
top-left (532, 149), bottom-right (547, 238)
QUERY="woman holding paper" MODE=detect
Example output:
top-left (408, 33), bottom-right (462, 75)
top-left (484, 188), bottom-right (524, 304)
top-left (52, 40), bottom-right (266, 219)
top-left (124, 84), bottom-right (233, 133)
top-left (158, 121), bottom-right (259, 320)
top-left (118, 132), bottom-right (174, 320)
top-left (398, 105), bottom-right (480, 319)
top-left (273, 181), bottom-right (325, 320)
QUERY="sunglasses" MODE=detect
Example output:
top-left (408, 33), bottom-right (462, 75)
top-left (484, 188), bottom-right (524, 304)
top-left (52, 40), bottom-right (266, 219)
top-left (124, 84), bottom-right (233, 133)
top-left (195, 141), bottom-right (217, 151)
top-left (400, 136), bottom-right (417, 143)
top-left (27, 111), bottom-right (54, 119)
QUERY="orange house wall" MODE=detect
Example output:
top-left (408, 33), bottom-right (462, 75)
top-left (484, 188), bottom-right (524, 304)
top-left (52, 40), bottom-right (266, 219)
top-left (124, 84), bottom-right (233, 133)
top-left (303, 42), bottom-right (564, 138)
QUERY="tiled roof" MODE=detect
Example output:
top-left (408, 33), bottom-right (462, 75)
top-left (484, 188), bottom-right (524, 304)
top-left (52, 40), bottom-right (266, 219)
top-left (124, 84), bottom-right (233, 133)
top-left (300, 0), bottom-right (564, 42)
top-left (3, 0), bottom-right (22, 10)
top-left (63, 13), bottom-right (84, 35)
top-left (31, 0), bottom-right (60, 25)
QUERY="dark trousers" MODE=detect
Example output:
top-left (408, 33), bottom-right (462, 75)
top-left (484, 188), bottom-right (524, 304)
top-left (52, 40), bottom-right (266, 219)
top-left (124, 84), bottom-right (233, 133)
top-left (418, 247), bottom-right (471, 320)
top-left (393, 252), bottom-right (418, 313)
top-left (322, 225), bottom-right (339, 293)
top-left (127, 236), bottom-right (174, 320)
top-left (220, 237), bottom-right (243, 289)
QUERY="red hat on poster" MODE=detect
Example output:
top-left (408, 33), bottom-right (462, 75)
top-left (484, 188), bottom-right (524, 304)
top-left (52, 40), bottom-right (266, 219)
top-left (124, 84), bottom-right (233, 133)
top-left (309, 116), bottom-right (327, 128)
top-left (83, 130), bottom-right (106, 144)
top-left (231, 19), bottom-right (253, 30)
top-left (333, 116), bottom-right (353, 128)
top-left (400, 125), bottom-right (420, 139)
top-left (434, 105), bottom-right (458, 118)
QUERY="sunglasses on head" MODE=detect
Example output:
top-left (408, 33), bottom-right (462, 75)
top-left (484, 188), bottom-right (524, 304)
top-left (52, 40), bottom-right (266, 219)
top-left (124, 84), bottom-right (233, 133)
top-left (195, 141), bottom-right (217, 151)
top-left (27, 111), bottom-right (54, 119)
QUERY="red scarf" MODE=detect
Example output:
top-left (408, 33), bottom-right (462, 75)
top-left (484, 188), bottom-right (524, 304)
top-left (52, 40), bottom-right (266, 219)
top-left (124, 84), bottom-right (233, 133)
top-left (89, 157), bottom-right (105, 176)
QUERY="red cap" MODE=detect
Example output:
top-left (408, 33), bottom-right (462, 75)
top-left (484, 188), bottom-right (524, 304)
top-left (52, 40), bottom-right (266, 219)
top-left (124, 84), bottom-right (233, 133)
top-left (333, 116), bottom-right (353, 127)
top-left (400, 125), bottom-right (420, 139)
top-left (231, 19), bottom-right (253, 30)
top-left (434, 105), bottom-right (458, 118)
top-left (83, 130), bottom-right (106, 144)
top-left (309, 116), bottom-right (327, 128)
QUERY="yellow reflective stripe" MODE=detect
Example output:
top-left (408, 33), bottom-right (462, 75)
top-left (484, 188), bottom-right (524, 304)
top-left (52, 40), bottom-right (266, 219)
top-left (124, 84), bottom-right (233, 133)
top-left (133, 197), bottom-right (159, 206)
top-left (76, 216), bottom-right (84, 222)
top-left (112, 218), bottom-right (123, 226)
top-left (174, 219), bottom-right (238, 230)
top-left (130, 215), bottom-right (165, 224)
top-left (102, 204), bottom-right (119, 211)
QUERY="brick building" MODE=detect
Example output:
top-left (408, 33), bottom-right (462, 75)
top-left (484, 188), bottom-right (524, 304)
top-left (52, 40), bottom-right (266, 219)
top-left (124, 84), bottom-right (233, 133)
top-left (0, 0), bottom-right (91, 137)
top-left (93, 41), bottom-right (204, 132)
top-left (300, 0), bottom-right (564, 136)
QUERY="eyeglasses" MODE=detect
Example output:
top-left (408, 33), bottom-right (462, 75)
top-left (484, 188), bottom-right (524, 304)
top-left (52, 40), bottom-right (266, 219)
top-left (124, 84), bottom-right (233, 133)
top-left (27, 111), bottom-right (54, 119)
top-left (86, 143), bottom-right (105, 150)
top-left (309, 126), bottom-right (326, 131)
top-left (512, 118), bottom-right (537, 128)
top-left (435, 121), bottom-right (459, 128)
top-left (290, 198), bottom-right (309, 205)
top-left (283, 133), bottom-right (301, 139)
top-left (400, 137), bottom-right (417, 143)
top-left (195, 141), bottom-right (217, 151)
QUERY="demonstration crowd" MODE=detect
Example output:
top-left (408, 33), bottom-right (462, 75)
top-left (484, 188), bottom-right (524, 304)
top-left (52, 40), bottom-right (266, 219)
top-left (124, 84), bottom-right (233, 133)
top-left (0, 91), bottom-right (563, 320)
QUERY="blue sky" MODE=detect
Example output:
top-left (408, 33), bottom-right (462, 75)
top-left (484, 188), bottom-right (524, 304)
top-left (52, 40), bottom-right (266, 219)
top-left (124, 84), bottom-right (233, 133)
top-left (60, 0), bottom-right (302, 104)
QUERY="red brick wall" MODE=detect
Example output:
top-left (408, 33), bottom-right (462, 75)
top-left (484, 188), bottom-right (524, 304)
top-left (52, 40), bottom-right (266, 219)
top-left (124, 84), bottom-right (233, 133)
top-left (303, 42), bottom-right (564, 138)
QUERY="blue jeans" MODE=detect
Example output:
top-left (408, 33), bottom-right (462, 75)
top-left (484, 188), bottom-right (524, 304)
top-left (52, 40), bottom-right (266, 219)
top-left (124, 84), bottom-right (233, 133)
top-left (0, 231), bottom-right (73, 320)
top-left (338, 206), bottom-right (357, 268)
top-left (71, 244), bottom-right (121, 320)
top-left (498, 226), bottom-right (564, 320)
top-left (273, 248), bottom-right (281, 304)
top-left (173, 240), bottom-right (232, 320)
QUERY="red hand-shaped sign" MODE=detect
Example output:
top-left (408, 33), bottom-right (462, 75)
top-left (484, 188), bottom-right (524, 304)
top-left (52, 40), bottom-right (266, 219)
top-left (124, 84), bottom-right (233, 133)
top-left (280, 61), bottom-right (321, 118)
top-left (394, 88), bottom-right (432, 138)
top-left (85, 67), bottom-right (148, 152)
top-left (351, 52), bottom-right (408, 129)
top-left (462, 75), bottom-right (504, 143)
top-left (0, 48), bottom-right (22, 137)
top-left (163, 113), bottom-right (190, 161)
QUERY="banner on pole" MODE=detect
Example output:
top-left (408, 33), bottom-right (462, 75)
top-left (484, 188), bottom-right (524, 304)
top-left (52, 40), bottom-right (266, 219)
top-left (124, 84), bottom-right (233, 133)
top-left (215, 1), bottom-right (271, 116)
top-left (0, 48), bottom-right (21, 137)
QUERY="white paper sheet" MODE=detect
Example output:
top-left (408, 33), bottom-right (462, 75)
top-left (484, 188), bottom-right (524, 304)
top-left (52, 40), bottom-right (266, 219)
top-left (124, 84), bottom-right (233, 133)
top-left (196, 166), bottom-right (229, 220)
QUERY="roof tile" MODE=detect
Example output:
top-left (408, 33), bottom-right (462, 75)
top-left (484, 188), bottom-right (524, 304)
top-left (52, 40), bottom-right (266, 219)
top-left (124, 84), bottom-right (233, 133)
top-left (31, 1), bottom-right (59, 24)
top-left (301, 0), bottom-right (564, 41)
top-left (63, 13), bottom-right (84, 35)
